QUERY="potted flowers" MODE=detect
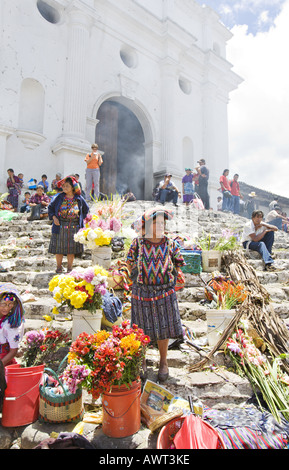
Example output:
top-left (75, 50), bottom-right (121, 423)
top-left (74, 199), bottom-right (124, 269)
top-left (204, 275), bottom-right (248, 348)
top-left (61, 320), bottom-right (150, 437)
top-left (48, 265), bottom-right (109, 340)
top-left (198, 230), bottom-right (241, 272)
top-left (21, 328), bottom-right (71, 368)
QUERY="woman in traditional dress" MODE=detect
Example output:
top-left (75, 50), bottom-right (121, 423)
top-left (27, 185), bottom-right (51, 220)
top-left (48, 175), bottom-right (89, 274)
top-left (0, 284), bottom-right (25, 367)
top-left (6, 168), bottom-right (22, 211)
top-left (127, 207), bottom-right (185, 382)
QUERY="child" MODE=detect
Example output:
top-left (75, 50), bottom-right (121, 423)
top-left (38, 174), bottom-right (49, 193)
top-left (182, 168), bottom-right (196, 206)
top-left (20, 191), bottom-right (31, 213)
top-left (0, 284), bottom-right (25, 367)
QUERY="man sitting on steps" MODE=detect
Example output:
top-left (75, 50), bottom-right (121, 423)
top-left (241, 210), bottom-right (278, 272)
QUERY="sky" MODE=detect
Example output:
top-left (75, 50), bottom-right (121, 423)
top-left (196, 0), bottom-right (289, 198)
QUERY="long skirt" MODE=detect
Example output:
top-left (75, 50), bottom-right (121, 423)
top-left (131, 282), bottom-right (183, 342)
top-left (48, 218), bottom-right (83, 255)
top-left (7, 188), bottom-right (19, 209)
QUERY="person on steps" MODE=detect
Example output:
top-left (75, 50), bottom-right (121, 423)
top-left (48, 176), bottom-right (89, 274)
top-left (126, 207), bottom-right (185, 383)
top-left (241, 210), bottom-right (278, 271)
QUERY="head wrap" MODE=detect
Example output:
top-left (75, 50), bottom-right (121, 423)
top-left (131, 206), bottom-right (173, 234)
top-left (57, 175), bottom-right (81, 196)
top-left (0, 283), bottom-right (24, 328)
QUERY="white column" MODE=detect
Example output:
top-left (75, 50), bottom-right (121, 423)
top-left (0, 126), bottom-right (14, 193)
top-left (158, 58), bottom-right (179, 173)
top-left (63, 7), bottom-right (91, 138)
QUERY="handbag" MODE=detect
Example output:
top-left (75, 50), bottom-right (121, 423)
top-left (39, 358), bottom-right (83, 424)
top-left (191, 193), bottom-right (205, 210)
top-left (101, 289), bottom-right (123, 324)
top-left (223, 190), bottom-right (232, 198)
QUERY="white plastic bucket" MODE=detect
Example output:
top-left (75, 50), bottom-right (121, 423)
top-left (202, 250), bottom-right (221, 273)
top-left (206, 309), bottom-right (235, 348)
top-left (91, 246), bottom-right (111, 269)
top-left (72, 309), bottom-right (103, 340)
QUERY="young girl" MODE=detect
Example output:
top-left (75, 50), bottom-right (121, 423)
top-left (127, 207), bottom-right (185, 382)
top-left (182, 168), bottom-right (197, 206)
top-left (0, 284), bottom-right (25, 367)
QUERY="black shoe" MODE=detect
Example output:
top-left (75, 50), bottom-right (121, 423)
top-left (173, 203), bottom-right (179, 207)
top-left (265, 264), bottom-right (277, 272)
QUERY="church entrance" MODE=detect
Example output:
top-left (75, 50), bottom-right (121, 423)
top-left (96, 100), bottom-right (145, 200)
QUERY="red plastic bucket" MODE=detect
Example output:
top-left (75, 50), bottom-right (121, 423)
top-left (102, 379), bottom-right (141, 438)
top-left (157, 417), bottom-right (226, 449)
top-left (1, 364), bottom-right (44, 427)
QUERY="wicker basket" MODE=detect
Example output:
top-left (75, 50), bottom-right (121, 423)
top-left (180, 250), bottom-right (202, 274)
top-left (39, 365), bottom-right (83, 424)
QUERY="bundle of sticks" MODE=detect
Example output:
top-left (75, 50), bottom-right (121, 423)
top-left (189, 251), bottom-right (289, 374)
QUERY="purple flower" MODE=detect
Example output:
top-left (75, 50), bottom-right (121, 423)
top-left (227, 341), bottom-right (241, 355)
top-left (25, 330), bottom-right (45, 345)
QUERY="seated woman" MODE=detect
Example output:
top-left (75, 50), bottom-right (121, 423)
top-left (0, 284), bottom-right (25, 367)
top-left (28, 185), bottom-right (51, 220)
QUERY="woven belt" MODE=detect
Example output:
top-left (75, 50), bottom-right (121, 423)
top-left (131, 288), bottom-right (175, 302)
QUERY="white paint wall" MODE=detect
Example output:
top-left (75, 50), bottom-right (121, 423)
top-left (0, 0), bottom-right (242, 207)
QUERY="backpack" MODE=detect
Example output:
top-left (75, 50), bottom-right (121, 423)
top-left (101, 290), bottom-right (123, 323)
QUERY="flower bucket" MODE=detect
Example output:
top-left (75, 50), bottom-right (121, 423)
top-left (102, 379), bottom-right (141, 438)
top-left (206, 309), bottom-right (235, 348)
top-left (202, 250), bottom-right (221, 273)
top-left (91, 246), bottom-right (111, 269)
top-left (72, 309), bottom-right (102, 341)
top-left (1, 364), bottom-right (44, 427)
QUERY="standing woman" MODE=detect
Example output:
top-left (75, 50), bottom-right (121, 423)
top-left (127, 207), bottom-right (185, 382)
top-left (0, 283), bottom-right (25, 367)
top-left (6, 169), bottom-right (22, 211)
top-left (48, 176), bottom-right (89, 274)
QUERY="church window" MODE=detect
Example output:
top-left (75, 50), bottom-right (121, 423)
top-left (179, 78), bottom-right (192, 95)
top-left (36, 0), bottom-right (61, 24)
top-left (120, 46), bottom-right (138, 69)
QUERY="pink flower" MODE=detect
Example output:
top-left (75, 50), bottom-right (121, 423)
top-left (97, 219), bottom-right (109, 231)
top-left (109, 217), bottom-right (122, 232)
top-left (83, 268), bottom-right (95, 284)
top-left (227, 341), bottom-right (241, 355)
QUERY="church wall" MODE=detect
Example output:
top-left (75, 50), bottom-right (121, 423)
top-left (0, 0), bottom-right (242, 208)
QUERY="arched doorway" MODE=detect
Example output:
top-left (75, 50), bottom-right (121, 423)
top-left (96, 100), bottom-right (145, 199)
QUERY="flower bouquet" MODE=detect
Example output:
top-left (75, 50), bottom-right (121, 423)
top-left (205, 275), bottom-right (248, 310)
top-left (61, 320), bottom-right (150, 399)
top-left (226, 320), bottom-right (289, 423)
top-left (48, 265), bottom-right (108, 314)
top-left (74, 199), bottom-right (124, 249)
top-left (21, 328), bottom-right (71, 368)
top-left (198, 229), bottom-right (241, 252)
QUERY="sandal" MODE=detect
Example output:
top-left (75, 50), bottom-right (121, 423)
top-left (56, 267), bottom-right (63, 274)
top-left (157, 371), bottom-right (169, 383)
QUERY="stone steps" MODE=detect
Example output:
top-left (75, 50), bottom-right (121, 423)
top-left (1, 205), bottom-right (289, 448)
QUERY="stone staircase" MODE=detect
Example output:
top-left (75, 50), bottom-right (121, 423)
top-left (1, 202), bottom-right (289, 449)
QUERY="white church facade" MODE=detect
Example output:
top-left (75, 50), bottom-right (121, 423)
top-left (0, 0), bottom-right (242, 205)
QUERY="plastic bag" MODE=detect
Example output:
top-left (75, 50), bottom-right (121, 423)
top-left (173, 415), bottom-right (219, 449)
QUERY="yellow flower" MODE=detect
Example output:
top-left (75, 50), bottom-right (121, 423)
top-left (70, 291), bottom-right (87, 309)
top-left (52, 307), bottom-right (59, 315)
top-left (120, 334), bottom-right (141, 356)
top-left (43, 315), bottom-right (53, 322)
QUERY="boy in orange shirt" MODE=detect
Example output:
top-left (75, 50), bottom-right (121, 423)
top-left (84, 143), bottom-right (103, 201)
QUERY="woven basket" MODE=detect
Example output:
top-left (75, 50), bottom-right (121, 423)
top-left (39, 363), bottom-right (83, 424)
top-left (180, 250), bottom-right (202, 274)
